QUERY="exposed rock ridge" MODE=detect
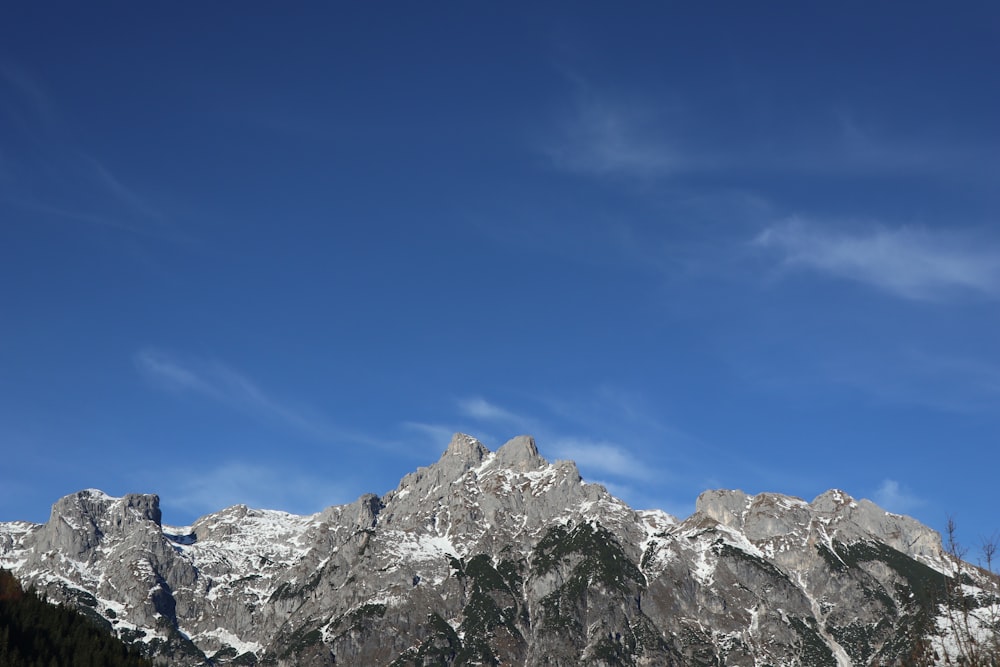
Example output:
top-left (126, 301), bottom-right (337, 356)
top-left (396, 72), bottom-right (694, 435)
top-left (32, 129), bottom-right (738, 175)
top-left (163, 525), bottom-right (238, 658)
top-left (697, 487), bottom-right (944, 562)
top-left (0, 435), bottom-right (992, 667)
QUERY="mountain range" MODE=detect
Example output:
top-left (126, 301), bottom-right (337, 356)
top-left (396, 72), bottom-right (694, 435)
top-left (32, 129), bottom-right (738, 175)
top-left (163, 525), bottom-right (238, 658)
top-left (1, 434), bottom-right (996, 666)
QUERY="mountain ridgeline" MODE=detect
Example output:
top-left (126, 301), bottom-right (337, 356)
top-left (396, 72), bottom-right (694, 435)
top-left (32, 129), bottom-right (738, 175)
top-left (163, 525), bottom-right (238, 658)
top-left (0, 568), bottom-right (153, 667)
top-left (0, 434), bottom-right (996, 666)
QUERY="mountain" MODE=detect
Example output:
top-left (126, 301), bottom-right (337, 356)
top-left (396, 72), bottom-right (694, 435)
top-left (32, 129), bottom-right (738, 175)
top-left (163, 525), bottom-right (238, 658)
top-left (0, 434), bottom-right (996, 666)
top-left (0, 568), bottom-right (154, 667)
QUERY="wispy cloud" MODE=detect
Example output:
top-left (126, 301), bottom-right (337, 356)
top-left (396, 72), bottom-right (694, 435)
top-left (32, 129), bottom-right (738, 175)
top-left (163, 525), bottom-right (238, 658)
top-left (0, 61), bottom-right (56, 132)
top-left (822, 347), bottom-right (1000, 414)
top-left (8, 199), bottom-right (149, 234)
top-left (0, 63), bottom-right (179, 239)
top-left (541, 385), bottom-right (694, 445)
top-left (135, 348), bottom-right (382, 447)
top-left (437, 391), bottom-right (724, 517)
top-left (136, 348), bottom-right (219, 396)
top-left (81, 154), bottom-right (168, 224)
top-left (542, 74), bottom-right (994, 190)
top-left (456, 393), bottom-right (662, 482)
top-left (136, 348), bottom-right (296, 419)
top-left (549, 437), bottom-right (657, 482)
top-left (542, 77), bottom-right (702, 180)
top-left (457, 397), bottom-right (527, 424)
top-left (547, 102), bottom-right (676, 177)
top-left (906, 351), bottom-right (1000, 400)
top-left (402, 421), bottom-right (462, 450)
top-left (5, 152), bottom-right (177, 238)
top-left (160, 461), bottom-right (348, 520)
top-left (872, 479), bottom-right (924, 515)
top-left (755, 219), bottom-right (1000, 301)
top-left (828, 110), bottom-right (990, 179)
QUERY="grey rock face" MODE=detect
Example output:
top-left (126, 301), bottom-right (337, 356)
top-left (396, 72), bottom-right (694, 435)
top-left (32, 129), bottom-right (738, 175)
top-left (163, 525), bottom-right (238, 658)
top-left (0, 434), bottom-right (994, 666)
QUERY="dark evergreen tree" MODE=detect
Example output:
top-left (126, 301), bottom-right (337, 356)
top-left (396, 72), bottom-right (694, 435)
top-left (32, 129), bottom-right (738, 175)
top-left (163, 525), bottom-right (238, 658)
top-left (0, 569), bottom-right (151, 667)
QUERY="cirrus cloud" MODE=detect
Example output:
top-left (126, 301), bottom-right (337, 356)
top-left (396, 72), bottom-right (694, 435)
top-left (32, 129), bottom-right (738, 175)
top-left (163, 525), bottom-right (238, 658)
top-left (134, 348), bottom-right (387, 449)
top-left (549, 437), bottom-right (658, 483)
top-left (755, 219), bottom-right (1000, 301)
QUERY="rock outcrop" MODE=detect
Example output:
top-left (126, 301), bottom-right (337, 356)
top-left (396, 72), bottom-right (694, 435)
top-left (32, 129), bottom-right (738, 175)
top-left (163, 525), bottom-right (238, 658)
top-left (1, 434), bottom-right (995, 666)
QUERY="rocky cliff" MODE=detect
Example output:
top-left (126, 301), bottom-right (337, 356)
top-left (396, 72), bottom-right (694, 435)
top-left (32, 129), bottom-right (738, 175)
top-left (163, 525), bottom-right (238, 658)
top-left (1, 434), bottom-right (996, 666)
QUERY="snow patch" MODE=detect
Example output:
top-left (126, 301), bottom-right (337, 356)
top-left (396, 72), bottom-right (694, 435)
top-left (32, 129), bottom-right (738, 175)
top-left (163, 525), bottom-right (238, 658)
top-left (388, 531), bottom-right (459, 562)
top-left (196, 627), bottom-right (262, 656)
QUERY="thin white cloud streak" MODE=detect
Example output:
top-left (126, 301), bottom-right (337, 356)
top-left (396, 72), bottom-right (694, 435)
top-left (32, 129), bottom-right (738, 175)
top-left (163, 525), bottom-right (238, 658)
top-left (6, 198), bottom-right (148, 233)
top-left (872, 479), bottom-right (923, 515)
top-left (0, 61), bottom-right (56, 131)
top-left (457, 397), bottom-right (528, 425)
top-left (1, 63), bottom-right (179, 240)
top-left (136, 348), bottom-right (286, 416)
top-left (835, 112), bottom-right (930, 173)
top-left (542, 77), bottom-right (991, 187)
top-left (136, 349), bottom-right (219, 397)
top-left (548, 101), bottom-right (679, 177)
top-left (81, 154), bottom-right (167, 223)
top-left (755, 219), bottom-right (1000, 301)
top-left (161, 461), bottom-right (346, 520)
top-left (403, 421), bottom-right (465, 451)
top-left (26, 153), bottom-right (177, 238)
top-left (549, 438), bottom-right (657, 482)
top-left (906, 351), bottom-right (1000, 399)
top-left (456, 394), bottom-right (665, 483)
top-left (135, 348), bottom-right (381, 447)
top-left (542, 78), bottom-right (702, 180)
top-left (822, 348), bottom-right (1000, 414)
top-left (540, 386), bottom-right (696, 448)
top-left (443, 393), bottom-right (709, 516)
top-left (828, 110), bottom-right (991, 179)
top-left (405, 420), bottom-right (551, 458)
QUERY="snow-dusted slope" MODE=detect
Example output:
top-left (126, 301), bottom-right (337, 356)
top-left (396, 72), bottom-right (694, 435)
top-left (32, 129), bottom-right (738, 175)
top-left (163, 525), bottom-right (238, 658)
top-left (1, 434), bottom-right (996, 666)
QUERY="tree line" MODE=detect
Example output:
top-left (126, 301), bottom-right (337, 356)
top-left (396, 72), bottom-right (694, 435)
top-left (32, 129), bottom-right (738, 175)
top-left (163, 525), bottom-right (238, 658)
top-left (0, 568), bottom-right (152, 667)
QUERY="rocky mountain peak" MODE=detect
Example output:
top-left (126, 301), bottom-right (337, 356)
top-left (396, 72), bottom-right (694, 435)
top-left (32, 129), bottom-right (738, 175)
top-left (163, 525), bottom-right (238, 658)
top-left (695, 488), bottom-right (751, 528)
top-left (390, 433), bottom-right (487, 499)
top-left (1, 434), bottom-right (990, 667)
top-left (442, 432), bottom-right (488, 463)
top-left (493, 434), bottom-right (545, 472)
top-left (810, 489), bottom-right (943, 561)
top-left (694, 487), bottom-right (945, 565)
top-left (694, 488), bottom-right (813, 542)
top-left (32, 489), bottom-right (163, 560)
top-left (433, 432), bottom-right (488, 477)
top-left (810, 488), bottom-right (855, 513)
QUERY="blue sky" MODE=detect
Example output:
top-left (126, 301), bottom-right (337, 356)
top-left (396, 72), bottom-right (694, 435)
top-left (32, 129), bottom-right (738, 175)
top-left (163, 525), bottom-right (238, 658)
top-left (2, 4), bottom-right (998, 549)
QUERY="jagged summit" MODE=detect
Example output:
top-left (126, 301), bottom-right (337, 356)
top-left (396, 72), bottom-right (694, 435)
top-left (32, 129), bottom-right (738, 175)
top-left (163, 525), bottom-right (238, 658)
top-left (435, 432), bottom-right (545, 476)
top-left (49, 488), bottom-right (162, 526)
top-left (695, 487), bottom-right (944, 562)
top-left (440, 432), bottom-right (488, 464)
top-left (0, 433), bottom-right (992, 667)
top-left (493, 434), bottom-right (545, 471)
